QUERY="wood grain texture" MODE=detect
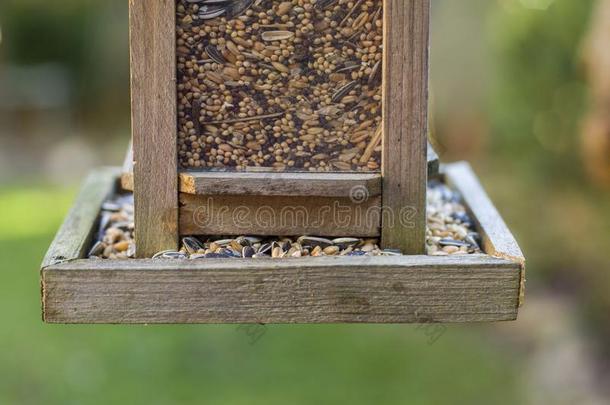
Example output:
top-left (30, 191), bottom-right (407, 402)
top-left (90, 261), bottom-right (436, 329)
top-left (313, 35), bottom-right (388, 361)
top-left (129, 0), bottom-right (179, 257)
top-left (41, 167), bottom-right (119, 269)
top-left (120, 144), bottom-right (439, 195)
top-left (42, 255), bottom-right (520, 324)
top-left (444, 162), bottom-right (526, 305)
top-left (381, 0), bottom-right (430, 254)
top-left (179, 172), bottom-right (381, 197)
top-left (180, 194), bottom-right (382, 237)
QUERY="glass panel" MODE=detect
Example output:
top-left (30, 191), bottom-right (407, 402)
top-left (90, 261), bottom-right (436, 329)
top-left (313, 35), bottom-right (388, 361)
top-left (176, 0), bottom-right (383, 172)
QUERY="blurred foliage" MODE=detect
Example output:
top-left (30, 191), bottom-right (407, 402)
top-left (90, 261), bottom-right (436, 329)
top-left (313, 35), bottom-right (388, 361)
top-left (488, 0), bottom-right (594, 181)
top-left (482, 0), bottom-right (600, 270)
top-left (1, 1), bottom-right (92, 69)
top-left (0, 0), bottom-right (130, 133)
top-left (483, 0), bottom-right (610, 346)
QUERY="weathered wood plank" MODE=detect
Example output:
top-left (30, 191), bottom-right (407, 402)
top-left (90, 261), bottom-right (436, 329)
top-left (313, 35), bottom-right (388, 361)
top-left (180, 172), bottom-right (382, 197)
top-left (121, 143), bottom-right (439, 195)
top-left (381, 0), bottom-right (430, 254)
top-left (41, 167), bottom-right (119, 268)
top-left (444, 162), bottom-right (525, 305)
top-left (180, 194), bottom-right (382, 237)
top-left (444, 162), bottom-right (524, 263)
top-left (42, 255), bottom-right (520, 324)
top-left (123, 166), bottom-right (380, 197)
top-left (129, 0), bottom-right (178, 257)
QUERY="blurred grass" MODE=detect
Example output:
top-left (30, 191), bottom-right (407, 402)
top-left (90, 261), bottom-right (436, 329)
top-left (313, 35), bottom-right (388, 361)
top-left (0, 186), bottom-right (524, 404)
top-left (0, 189), bottom-right (75, 240)
top-left (1, 0), bottom-right (609, 400)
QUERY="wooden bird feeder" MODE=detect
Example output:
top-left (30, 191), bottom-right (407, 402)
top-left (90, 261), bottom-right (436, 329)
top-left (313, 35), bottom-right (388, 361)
top-left (40, 0), bottom-right (525, 324)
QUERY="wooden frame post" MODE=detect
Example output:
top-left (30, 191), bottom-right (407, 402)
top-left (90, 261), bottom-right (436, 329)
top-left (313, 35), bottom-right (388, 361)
top-left (381, 0), bottom-right (430, 254)
top-left (129, 0), bottom-right (179, 257)
top-left (127, 0), bottom-right (430, 255)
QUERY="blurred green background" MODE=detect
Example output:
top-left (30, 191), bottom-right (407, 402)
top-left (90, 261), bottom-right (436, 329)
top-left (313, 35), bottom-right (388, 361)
top-left (1, 0), bottom-right (609, 403)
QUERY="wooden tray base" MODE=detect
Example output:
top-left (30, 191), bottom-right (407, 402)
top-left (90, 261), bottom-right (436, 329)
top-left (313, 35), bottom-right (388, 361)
top-left (40, 163), bottom-right (524, 324)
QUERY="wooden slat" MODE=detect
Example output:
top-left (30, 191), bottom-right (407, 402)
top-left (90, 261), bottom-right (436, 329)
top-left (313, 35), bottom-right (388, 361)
top-left (122, 168), bottom-right (380, 197)
top-left (41, 167), bottom-right (119, 268)
top-left (120, 143), bottom-right (439, 196)
top-left (180, 172), bottom-right (381, 197)
top-left (42, 255), bottom-right (520, 324)
top-left (180, 194), bottom-right (382, 237)
top-left (381, 0), bottom-right (430, 254)
top-left (444, 162), bottom-right (526, 305)
top-left (129, 0), bottom-right (178, 257)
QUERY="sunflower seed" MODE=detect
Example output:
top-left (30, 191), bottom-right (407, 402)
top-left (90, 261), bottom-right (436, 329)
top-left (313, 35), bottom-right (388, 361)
top-left (315, 0), bottom-right (338, 10)
top-left (88, 241), bottom-right (105, 257)
top-left (258, 243), bottom-right (272, 254)
top-left (205, 45), bottom-right (227, 65)
top-left (198, 5), bottom-right (226, 20)
top-left (331, 237), bottom-right (360, 249)
top-left (331, 81), bottom-right (358, 103)
top-left (226, 0), bottom-right (254, 19)
top-left (439, 239), bottom-right (470, 248)
top-left (182, 237), bottom-right (204, 254)
top-left (297, 236), bottom-right (333, 248)
top-left (152, 250), bottom-right (188, 260)
top-left (243, 246), bottom-right (255, 258)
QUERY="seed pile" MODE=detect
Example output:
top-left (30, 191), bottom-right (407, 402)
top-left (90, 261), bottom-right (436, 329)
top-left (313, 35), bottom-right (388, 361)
top-left (88, 183), bottom-right (482, 259)
top-left (88, 195), bottom-right (136, 260)
top-left (426, 180), bottom-right (482, 256)
top-left (156, 235), bottom-right (390, 259)
top-left (176, 0), bottom-right (383, 172)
